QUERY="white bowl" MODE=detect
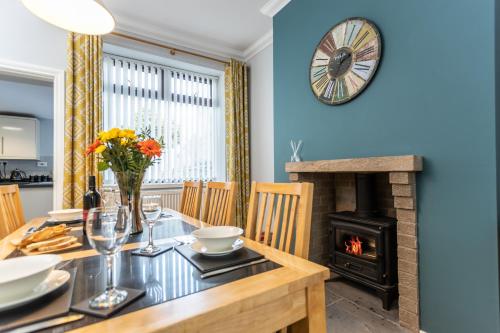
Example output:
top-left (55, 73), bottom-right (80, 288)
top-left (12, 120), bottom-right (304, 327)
top-left (48, 208), bottom-right (82, 221)
top-left (191, 226), bottom-right (243, 252)
top-left (0, 254), bottom-right (61, 302)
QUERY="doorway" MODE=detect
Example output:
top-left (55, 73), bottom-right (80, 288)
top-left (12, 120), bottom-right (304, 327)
top-left (0, 59), bottom-right (64, 214)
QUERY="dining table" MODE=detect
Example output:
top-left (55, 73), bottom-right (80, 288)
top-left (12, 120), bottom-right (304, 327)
top-left (0, 208), bottom-right (330, 333)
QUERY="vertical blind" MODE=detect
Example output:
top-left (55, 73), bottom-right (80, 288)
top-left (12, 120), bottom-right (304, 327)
top-left (102, 53), bottom-right (225, 185)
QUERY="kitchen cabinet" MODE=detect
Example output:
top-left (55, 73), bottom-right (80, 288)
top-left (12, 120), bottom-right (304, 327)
top-left (0, 115), bottom-right (39, 160)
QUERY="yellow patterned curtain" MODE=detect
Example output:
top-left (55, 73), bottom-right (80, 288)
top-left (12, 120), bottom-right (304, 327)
top-left (225, 59), bottom-right (250, 228)
top-left (63, 33), bottom-right (103, 208)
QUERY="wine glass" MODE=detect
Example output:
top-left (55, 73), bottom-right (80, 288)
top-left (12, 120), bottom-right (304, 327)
top-left (86, 206), bottom-right (131, 309)
top-left (139, 194), bottom-right (162, 254)
top-left (100, 187), bottom-right (121, 209)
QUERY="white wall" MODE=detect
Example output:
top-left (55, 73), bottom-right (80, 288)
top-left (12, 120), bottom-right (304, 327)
top-left (247, 44), bottom-right (274, 182)
top-left (0, 0), bottom-right (66, 70)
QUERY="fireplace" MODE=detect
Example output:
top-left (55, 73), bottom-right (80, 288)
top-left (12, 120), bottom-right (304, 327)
top-left (286, 155), bottom-right (422, 332)
top-left (328, 173), bottom-right (398, 309)
top-left (329, 211), bottom-right (398, 309)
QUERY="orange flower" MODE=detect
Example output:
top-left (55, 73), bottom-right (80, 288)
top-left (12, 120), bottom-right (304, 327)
top-left (137, 139), bottom-right (162, 158)
top-left (85, 139), bottom-right (102, 156)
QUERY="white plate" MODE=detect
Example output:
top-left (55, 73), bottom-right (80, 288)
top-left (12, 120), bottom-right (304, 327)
top-left (48, 209), bottom-right (83, 221)
top-left (0, 270), bottom-right (70, 312)
top-left (190, 239), bottom-right (244, 257)
top-left (46, 217), bottom-right (82, 224)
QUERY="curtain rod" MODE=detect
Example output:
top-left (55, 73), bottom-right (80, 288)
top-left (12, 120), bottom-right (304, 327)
top-left (110, 31), bottom-right (230, 66)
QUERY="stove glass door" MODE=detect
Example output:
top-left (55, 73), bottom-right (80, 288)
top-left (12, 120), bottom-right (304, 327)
top-left (335, 228), bottom-right (378, 262)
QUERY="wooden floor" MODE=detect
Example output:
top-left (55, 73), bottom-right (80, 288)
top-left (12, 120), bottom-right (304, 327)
top-left (325, 274), bottom-right (409, 333)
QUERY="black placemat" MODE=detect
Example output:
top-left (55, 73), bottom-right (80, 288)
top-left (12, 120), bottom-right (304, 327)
top-left (175, 244), bottom-right (265, 273)
top-left (131, 242), bottom-right (176, 257)
top-left (71, 288), bottom-right (145, 318)
top-left (0, 267), bottom-right (77, 332)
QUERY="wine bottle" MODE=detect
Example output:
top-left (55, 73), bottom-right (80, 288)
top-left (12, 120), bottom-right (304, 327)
top-left (83, 175), bottom-right (101, 235)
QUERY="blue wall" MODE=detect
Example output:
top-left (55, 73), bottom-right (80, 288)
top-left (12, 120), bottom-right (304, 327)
top-left (273, 0), bottom-right (500, 332)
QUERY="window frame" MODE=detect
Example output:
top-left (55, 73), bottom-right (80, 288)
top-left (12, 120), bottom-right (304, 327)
top-left (102, 45), bottom-right (227, 188)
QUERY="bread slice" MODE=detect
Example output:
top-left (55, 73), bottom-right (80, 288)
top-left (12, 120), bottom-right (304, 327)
top-left (36, 236), bottom-right (77, 252)
top-left (19, 224), bottom-right (70, 247)
top-left (26, 235), bottom-right (74, 251)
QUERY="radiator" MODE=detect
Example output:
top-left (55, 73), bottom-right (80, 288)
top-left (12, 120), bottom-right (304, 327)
top-left (142, 188), bottom-right (182, 211)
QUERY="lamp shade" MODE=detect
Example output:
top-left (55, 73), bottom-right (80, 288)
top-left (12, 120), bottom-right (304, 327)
top-left (22, 0), bottom-right (115, 35)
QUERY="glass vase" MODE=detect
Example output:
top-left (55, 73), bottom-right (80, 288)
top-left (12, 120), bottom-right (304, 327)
top-left (114, 170), bottom-right (145, 234)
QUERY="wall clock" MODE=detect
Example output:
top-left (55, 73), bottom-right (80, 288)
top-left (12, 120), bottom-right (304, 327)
top-left (310, 17), bottom-right (382, 105)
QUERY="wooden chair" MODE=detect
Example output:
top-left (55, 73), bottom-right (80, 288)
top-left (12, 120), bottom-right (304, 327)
top-left (245, 181), bottom-right (314, 259)
top-left (179, 181), bottom-right (203, 219)
top-left (0, 185), bottom-right (25, 240)
top-left (201, 181), bottom-right (236, 226)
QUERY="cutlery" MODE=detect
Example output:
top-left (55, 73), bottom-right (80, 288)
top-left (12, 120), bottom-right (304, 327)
top-left (200, 258), bottom-right (269, 279)
top-left (9, 314), bottom-right (84, 333)
top-left (23, 226), bottom-right (37, 236)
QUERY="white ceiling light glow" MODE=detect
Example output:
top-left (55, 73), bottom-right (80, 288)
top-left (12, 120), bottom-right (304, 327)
top-left (22, 0), bottom-right (115, 35)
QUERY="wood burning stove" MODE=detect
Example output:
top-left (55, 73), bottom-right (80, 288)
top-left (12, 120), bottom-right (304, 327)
top-left (328, 174), bottom-right (398, 310)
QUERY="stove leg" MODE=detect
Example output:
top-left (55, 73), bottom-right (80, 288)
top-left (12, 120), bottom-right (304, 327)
top-left (379, 290), bottom-right (396, 310)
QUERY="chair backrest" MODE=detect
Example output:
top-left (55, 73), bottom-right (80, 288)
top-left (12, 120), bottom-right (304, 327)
top-left (245, 182), bottom-right (314, 259)
top-left (0, 184), bottom-right (25, 240)
top-left (201, 181), bottom-right (237, 226)
top-left (179, 181), bottom-right (203, 219)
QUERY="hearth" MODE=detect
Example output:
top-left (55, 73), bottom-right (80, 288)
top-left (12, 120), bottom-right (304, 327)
top-left (328, 174), bottom-right (398, 310)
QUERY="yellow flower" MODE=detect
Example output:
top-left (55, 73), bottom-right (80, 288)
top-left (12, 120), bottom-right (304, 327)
top-left (120, 138), bottom-right (128, 145)
top-left (97, 131), bottom-right (108, 142)
top-left (95, 145), bottom-right (106, 154)
top-left (119, 129), bottom-right (137, 140)
top-left (107, 128), bottom-right (120, 140)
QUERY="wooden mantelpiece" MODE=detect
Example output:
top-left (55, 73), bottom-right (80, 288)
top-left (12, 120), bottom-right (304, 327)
top-left (286, 155), bottom-right (422, 173)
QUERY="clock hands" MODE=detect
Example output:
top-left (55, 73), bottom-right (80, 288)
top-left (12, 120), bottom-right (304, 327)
top-left (330, 50), bottom-right (352, 78)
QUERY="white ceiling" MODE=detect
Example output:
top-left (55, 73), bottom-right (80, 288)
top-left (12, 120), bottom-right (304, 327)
top-left (102, 0), bottom-right (273, 59)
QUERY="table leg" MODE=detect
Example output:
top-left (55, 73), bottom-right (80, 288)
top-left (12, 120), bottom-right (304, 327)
top-left (290, 282), bottom-right (327, 333)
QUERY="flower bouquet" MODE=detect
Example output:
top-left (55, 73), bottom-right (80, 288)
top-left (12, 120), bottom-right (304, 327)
top-left (86, 127), bottom-right (163, 234)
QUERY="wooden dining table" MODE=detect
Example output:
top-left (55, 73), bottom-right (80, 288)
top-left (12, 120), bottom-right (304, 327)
top-left (0, 208), bottom-right (330, 333)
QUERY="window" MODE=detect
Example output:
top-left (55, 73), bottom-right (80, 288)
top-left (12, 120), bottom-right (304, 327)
top-left (102, 53), bottom-right (225, 185)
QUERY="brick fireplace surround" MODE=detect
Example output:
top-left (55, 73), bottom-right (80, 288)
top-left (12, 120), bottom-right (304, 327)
top-left (286, 155), bottom-right (423, 332)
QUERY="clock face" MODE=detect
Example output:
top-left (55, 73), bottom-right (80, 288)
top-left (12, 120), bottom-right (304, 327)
top-left (310, 18), bottom-right (382, 105)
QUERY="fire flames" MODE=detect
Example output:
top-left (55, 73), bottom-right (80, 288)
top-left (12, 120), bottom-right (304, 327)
top-left (345, 236), bottom-right (363, 256)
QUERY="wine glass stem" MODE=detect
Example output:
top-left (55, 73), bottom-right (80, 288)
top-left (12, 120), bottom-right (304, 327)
top-left (148, 222), bottom-right (154, 247)
top-left (106, 254), bottom-right (114, 292)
